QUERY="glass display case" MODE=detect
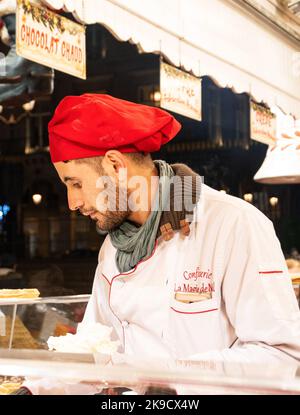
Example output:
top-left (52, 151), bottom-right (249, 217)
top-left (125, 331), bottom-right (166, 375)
top-left (0, 294), bottom-right (300, 395)
top-left (0, 295), bottom-right (90, 350)
top-left (0, 349), bottom-right (300, 395)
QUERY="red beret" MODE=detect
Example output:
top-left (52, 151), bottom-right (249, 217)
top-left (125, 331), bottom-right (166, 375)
top-left (48, 94), bottom-right (181, 162)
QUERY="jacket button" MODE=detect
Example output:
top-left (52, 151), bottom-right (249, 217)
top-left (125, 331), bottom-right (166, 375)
top-left (121, 320), bottom-right (129, 328)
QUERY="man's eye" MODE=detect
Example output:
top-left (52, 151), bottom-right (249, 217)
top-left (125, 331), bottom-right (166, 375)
top-left (72, 183), bottom-right (82, 189)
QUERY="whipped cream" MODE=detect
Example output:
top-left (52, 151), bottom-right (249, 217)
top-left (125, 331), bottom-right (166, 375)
top-left (47, 323), bottom-right (120, 354)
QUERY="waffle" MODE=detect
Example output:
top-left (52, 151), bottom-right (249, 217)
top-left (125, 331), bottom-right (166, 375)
top-left (0, 288), bottom-right (40, 299)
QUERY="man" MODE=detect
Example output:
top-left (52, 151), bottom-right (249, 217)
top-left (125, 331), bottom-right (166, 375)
top-left (20, 93), bottom-right (300, 394)
top-left (47, 93), bottom-right (300, 364)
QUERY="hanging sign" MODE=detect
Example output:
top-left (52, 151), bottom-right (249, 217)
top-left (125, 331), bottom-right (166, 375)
top-left (160, 62), bottom-right (202, 121)
top-left (16, 0), bottom-right (86, 79)
top-left (250, 101), bottom-right (276, 145)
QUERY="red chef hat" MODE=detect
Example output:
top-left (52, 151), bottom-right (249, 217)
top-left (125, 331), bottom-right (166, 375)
top-left (48, 94), bottom-right (181, 163)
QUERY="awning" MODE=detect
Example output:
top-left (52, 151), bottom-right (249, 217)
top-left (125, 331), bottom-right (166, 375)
top-left (41, 0), bottom-right (300, 118)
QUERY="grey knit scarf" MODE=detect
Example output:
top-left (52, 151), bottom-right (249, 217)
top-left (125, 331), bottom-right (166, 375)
top-left (109, 160), bottom-right (174, 273)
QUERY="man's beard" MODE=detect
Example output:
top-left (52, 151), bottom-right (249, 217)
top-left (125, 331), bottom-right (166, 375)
top-left (87, 181), bottom-right (130, 232)
top-left (94, 206), bottom-right (130, 232)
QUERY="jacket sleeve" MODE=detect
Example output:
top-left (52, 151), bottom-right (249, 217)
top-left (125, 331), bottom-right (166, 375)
top-left (81, 263), bottom-right (108, 325)
top-left (81, 235), bottom-right (113, 325)
top-left (189, 207), bottom-right (300, 364)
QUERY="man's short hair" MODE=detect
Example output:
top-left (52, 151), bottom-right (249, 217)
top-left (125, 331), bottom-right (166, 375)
top-left (63, 152), bottom-right (153, 173)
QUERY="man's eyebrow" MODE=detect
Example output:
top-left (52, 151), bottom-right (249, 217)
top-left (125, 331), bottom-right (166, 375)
top-left (63, 176), bottom-right (80, 183)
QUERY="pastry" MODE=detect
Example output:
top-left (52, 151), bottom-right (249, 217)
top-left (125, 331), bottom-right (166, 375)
top-left (0, 288), bottom-right (40, 299)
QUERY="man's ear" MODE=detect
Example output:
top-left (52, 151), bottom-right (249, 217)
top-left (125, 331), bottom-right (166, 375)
top-left (102, 150), bottom-right (127, 176)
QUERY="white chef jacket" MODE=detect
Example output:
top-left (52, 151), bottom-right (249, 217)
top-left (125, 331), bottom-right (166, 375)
top-left (83, 184), bottom-right (300, 364)
top-left (24, 184), bottom-right (300, 394)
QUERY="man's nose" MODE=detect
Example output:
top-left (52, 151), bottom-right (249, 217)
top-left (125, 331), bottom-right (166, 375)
top-left (67, 194), bottom-right (84, 211)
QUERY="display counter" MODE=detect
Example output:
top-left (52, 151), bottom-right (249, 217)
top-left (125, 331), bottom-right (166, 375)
top-left (1, 295), bottom-right (299, 395)
top-left (0, 349), bottom-right (300, 395)
top-left (0, 295), bottom-right (90, 350)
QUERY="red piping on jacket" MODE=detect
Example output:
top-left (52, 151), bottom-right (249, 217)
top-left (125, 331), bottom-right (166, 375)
top-left (101, 272), bottom-right (111, 286)
top-left (101, 239), bottom-right (159, 352)
top-left (109, 239), bottom-right (159, 281)
top-left (259, 271), bottom-right (284, 275)
top-left (19, 386), bottom-right (33, 395)
top-left (170, 307), bottom-right (218, 315)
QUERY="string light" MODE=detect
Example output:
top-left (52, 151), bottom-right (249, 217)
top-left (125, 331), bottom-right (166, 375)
top-left (22, 100), bottom-right (36, 112)
top-left (150, 91), bottom-right (161, 102)
top-left (269, 197), bottom-right (279, 207)
top-left (243, 193), bottom-right (253, 203)
top-left (32, 194), bottom-right (42, 205)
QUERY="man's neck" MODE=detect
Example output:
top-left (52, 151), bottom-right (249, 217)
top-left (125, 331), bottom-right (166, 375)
top-left (127, 164), bottom-right (159, 226)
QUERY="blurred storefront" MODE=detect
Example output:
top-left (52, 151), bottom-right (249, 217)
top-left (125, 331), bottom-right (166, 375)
top-left (40, 0), bottom-right (300, 117)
